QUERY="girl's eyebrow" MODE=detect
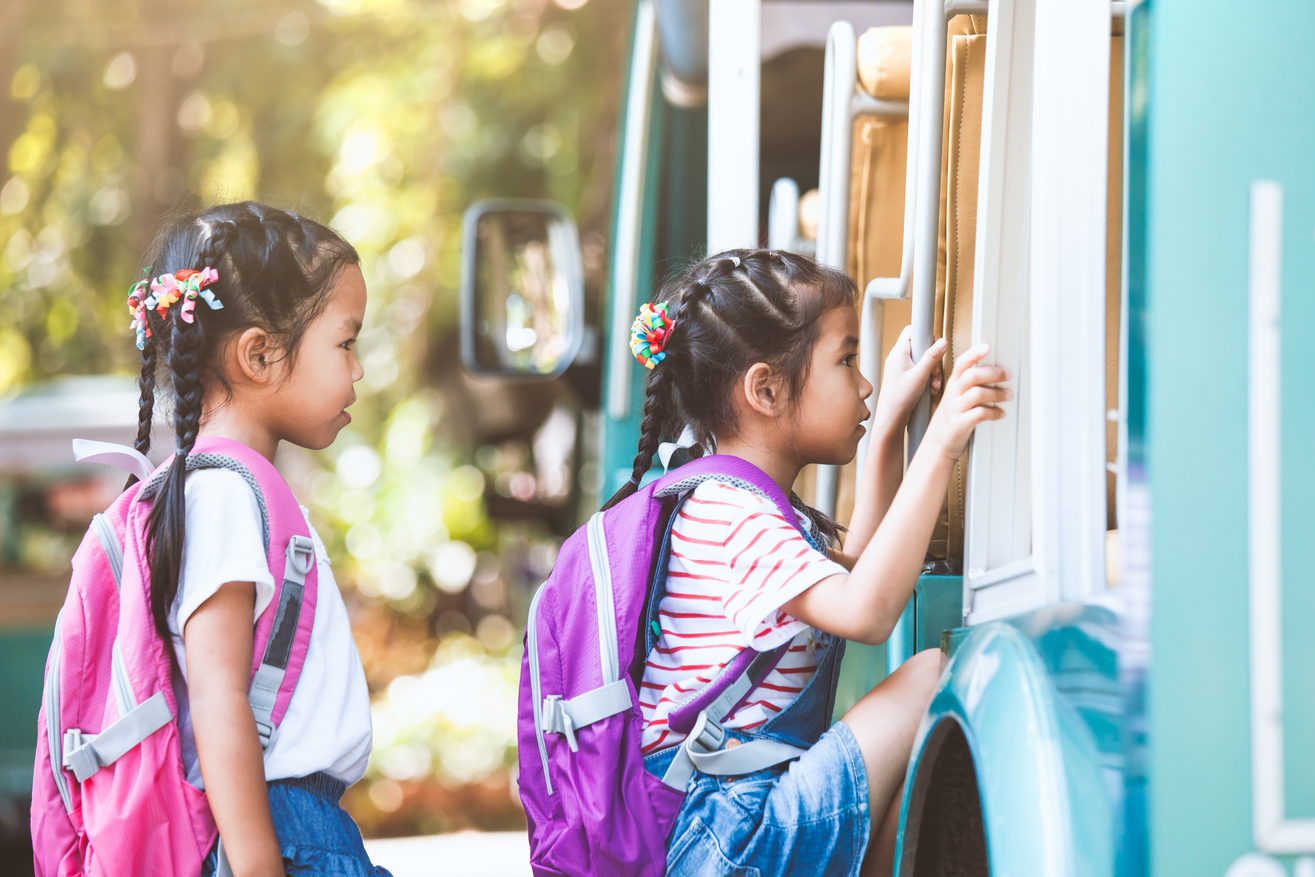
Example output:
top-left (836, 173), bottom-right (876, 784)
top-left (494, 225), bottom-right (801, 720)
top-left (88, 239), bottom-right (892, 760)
top-left (343, 316), bottom-right (362, 334)
top-left (842, 335), bottom-right (859, 349)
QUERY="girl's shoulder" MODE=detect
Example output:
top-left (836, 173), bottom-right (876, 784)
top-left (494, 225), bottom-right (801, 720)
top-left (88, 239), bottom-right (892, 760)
top-left (686, 478), bottom-right (821, 544)
top-left (688, 477), bottom-right (767, 509)
top-left (181, 467), bottom-right (267, 535)
top-left (183, 465), bottom-right (261, 500)
top-left (686, 478), bottom-right (794, 523)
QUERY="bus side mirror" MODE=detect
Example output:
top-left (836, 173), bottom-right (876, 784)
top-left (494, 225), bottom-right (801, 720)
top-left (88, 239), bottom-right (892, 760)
top-left (460, 199), bottom-right (584, 381)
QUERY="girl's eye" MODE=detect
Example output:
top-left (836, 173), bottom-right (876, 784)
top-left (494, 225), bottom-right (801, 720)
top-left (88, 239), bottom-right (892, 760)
top-left (841, 354), bottom-right (856, 367)
top-left (342, 339), bottom-right (356, 352)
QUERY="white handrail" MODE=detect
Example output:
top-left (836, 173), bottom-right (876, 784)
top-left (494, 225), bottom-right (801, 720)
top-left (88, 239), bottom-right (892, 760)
top-left (707, 0), bottom-right (761, 252)
top-left (767, 178), bottom-right (801, 250)
top-left (815, 21), bottom-right (912, 515)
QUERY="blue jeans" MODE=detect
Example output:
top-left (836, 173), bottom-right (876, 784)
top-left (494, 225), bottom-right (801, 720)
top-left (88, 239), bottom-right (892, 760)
top-left (642, 491), bottom-right (870, 876)
top-left (203, 773), bottom-right (390, 877)
top-left (651, 721), bottom-right (871, 877)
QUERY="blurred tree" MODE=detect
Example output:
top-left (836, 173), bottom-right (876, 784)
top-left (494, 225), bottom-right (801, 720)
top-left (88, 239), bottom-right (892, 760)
top-left (1, 0), bottom-right (626, 836)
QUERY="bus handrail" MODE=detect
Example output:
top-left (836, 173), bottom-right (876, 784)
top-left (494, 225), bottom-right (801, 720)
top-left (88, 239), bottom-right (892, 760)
top-left (814, 20), bottom-right (913, 515)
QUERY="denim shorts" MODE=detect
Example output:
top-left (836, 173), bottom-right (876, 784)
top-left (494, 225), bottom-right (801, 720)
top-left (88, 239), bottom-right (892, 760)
top-left (664, 720), bottom-right (871, 877)
top-left (203, 773), bottom-right (390, 877)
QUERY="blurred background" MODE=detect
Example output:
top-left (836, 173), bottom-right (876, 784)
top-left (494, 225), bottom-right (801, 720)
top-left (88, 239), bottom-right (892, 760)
top-left (0, 0), bottom-right (628, 869)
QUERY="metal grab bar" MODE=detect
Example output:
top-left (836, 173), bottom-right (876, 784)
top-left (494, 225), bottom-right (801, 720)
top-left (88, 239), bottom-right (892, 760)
top-left (814, 21), bottom-right (912, 516)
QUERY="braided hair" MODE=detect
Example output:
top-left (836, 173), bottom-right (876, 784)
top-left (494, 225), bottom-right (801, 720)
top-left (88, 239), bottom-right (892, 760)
top-left (602, 249), bottom-right (858, 543)
top-left (135, 201), bottom-right (359, 664)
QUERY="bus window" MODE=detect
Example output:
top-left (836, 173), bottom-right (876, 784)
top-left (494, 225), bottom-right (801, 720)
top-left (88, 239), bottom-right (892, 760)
top-left (962, 1), bottom-right (1121, 621)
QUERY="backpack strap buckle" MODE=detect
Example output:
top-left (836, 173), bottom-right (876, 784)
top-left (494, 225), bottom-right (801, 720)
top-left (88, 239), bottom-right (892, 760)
top-left (660, 709), bottom-right (808, 791)
top-left (542, 696), bottom-right (579, 752)
top-left (62, 729), bottom-right (100, 783)
top-left (541, 680), bottom-right (633, 754)
top-left (60, 692), bottom-right (173, 783)
top-left (687, 710), bottom-right (725, 754)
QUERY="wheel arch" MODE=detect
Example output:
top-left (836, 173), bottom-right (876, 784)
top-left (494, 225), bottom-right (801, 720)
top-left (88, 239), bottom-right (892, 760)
top-left (895, 621), bottom-right (1116, 877)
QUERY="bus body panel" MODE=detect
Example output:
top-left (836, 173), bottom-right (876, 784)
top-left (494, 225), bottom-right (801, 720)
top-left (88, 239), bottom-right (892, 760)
top-left (1145, 0), bottom-right (1315, 872)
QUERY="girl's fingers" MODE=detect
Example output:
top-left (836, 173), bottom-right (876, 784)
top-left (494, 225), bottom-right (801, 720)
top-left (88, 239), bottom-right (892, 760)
top-left (952, 343), bottom-right (991, 377)
top-left (971, 386), bottom-right (1012, 405)
top-left (887, 326), bottom-right (916, 365)
top-left (965, 365), bottom-right (1010, 387)
top-left (912, 338), bottom-right (947, 378)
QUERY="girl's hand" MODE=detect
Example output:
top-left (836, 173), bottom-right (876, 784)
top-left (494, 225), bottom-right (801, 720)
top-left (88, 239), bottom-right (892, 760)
top-left (922, 343), bottom-right (1010, 461)
top-left (874, 328), bottom-right (947, 434)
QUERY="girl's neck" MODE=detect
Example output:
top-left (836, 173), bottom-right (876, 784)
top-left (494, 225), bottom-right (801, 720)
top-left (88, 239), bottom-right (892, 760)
top-left (713, 434), bottom-right (802, 496)
top-left (197, 395), bottom-right (281, 462)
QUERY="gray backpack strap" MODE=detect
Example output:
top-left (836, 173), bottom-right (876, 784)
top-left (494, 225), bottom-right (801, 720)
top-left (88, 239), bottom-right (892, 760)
top-left (247, 534), bottom-right (315, 749)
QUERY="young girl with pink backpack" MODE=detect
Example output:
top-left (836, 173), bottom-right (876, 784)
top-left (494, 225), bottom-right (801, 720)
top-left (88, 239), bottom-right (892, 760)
top-left (517, 249), bottom-right (1009, 876)
top-left (32, 202), bottom-right (389, 877)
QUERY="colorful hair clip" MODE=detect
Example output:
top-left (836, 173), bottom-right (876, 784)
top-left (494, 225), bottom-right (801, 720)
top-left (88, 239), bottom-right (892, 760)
top-left (126, 266), bottom-right (222, 348)
top-left (630, 301), bottom-right (675, 369)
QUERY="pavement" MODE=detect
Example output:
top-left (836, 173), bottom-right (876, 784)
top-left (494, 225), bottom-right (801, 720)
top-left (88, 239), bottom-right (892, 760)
top-left (364, 831), bottom-right (532, 877)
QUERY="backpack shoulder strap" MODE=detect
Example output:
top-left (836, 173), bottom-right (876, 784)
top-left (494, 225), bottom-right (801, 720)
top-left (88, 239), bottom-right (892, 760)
top-left (185, 437), bottom-right (317, 749)
top-left (129, 437), bottom-right (317, 748)
top-left (653, 455), bottom-right (805, 537)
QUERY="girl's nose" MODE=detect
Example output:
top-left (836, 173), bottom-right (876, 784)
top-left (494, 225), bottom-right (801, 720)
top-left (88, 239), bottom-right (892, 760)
top-left (859, 374), bottom-right (873, 401)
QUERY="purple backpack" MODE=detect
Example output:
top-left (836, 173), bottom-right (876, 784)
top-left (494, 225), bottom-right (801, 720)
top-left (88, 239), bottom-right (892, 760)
top-left (517, 455), bottom-right (815, 876)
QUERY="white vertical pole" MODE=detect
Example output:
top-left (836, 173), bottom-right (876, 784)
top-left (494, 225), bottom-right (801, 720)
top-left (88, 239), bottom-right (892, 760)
top-left (1248, 180), bottom-right (1287, 851)
top-left (707, 0), bottom-right (761, 252)
top-left (905, 5), bottom-right (949, 463)
top-left (767, 177), bottom-right (800, 250)
top-left (812, 21), bottom-right (857, 518)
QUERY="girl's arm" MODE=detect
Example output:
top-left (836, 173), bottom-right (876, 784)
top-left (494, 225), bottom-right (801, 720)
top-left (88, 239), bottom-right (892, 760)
top-left (842, 331), bottom-right (947, 559)
top-left (185, 582), bottom-right (284, 877)
top-left (787, 345), bottom-right (1009, 645)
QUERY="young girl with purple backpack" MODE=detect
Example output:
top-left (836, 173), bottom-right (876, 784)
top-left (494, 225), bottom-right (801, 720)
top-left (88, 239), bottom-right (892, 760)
top-left (32, 202), bottom-right (388, 877)
top-left (517, 249), bottom-right (1008, 877)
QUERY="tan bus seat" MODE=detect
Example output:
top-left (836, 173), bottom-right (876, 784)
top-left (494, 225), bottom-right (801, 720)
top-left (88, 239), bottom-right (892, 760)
top-left (857, 26), bottom-right (912, 100)
top-left (927, 14), bottom-right (988, 563)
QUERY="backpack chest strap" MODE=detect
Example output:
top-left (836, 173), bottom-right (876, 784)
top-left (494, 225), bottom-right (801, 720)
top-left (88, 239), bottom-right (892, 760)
top-left (660, 711), bottom-right (807, 791)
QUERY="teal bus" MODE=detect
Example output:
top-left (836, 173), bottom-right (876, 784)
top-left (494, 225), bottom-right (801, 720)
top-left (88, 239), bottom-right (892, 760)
top-left (461, 0), bottom-right (1315, 874)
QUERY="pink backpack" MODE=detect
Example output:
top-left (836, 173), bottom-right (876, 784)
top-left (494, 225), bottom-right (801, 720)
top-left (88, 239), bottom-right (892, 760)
top-left (31, 436), bottom-right (318, 877)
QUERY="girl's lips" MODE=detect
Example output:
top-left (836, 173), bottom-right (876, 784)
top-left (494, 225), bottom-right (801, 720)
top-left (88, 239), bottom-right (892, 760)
top-left (342, 411), bottom-right (352, 424)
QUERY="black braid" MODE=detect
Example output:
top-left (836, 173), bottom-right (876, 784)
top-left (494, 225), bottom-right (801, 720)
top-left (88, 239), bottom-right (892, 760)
top-left (125, 329), bottom-right (158, 488)
top-left (601, 279), bottom-right (711, 510)
top-left (167, 318), bottom-right (206, 455)
top-left (142, 218), bottom-right (239, 667)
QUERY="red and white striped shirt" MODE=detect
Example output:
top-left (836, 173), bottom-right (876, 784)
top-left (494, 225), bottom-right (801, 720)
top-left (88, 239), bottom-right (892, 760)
top-left (639, 480), bottom-right (848, 753)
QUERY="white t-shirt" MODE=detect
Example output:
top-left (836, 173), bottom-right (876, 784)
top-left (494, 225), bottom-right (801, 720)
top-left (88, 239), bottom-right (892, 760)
top-left (639, 480), bottom-right (848, 753)
top-left (168, 468), bottom-right (372, 790)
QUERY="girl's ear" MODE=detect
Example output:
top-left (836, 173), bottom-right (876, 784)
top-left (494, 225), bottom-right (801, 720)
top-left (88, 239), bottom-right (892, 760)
top-left (231, 326), bottom-right (276, 384)
top-left (742, 362), bottom-right (784, 419)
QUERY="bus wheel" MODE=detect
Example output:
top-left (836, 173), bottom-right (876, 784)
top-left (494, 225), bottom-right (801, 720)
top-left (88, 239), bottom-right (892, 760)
top-left (900, 718), bottom-right (988, 877)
